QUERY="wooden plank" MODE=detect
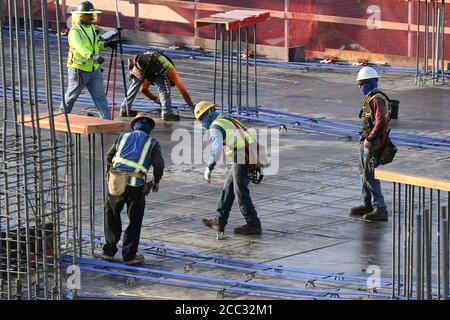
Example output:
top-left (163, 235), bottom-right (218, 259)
top-left (18, 114), bottom-right (125, 135)
top-left (375, 169), bottom-right (450, 192)
top-left (195, 10), bottom-right (270, 30)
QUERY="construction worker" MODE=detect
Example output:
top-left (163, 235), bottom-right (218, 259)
top-left (120, 51), bottom-right (194, 120)
top-left (102, 112), bottom-right (164, 265)
top-left (349, 67), bottom-right (390, 221)
top-left (195, 101), bottom-right (262, 237)
top-left (60, 1), bottom-right (116, 119)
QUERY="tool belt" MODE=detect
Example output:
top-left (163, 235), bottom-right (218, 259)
top-left (107, 170), bottom-right (146, 196)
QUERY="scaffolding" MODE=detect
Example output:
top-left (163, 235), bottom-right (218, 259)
top-left (0, 0), bottom-right (78, 299)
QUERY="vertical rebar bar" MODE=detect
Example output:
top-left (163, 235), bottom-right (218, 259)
top-left (416, 201), bottom-right (423, 300)
top-left (392, 182), bottom-right (396, 298)
top-left (221, 25), bottom-right (224, 112)
top-left (441, 206), bottom-right (449, 300)
top-left (213, 24), bottom-right (218, 104)
top-left (416, 0), bottom-right (421, 84)
top-left (253, 24), bottom-right (258, 111)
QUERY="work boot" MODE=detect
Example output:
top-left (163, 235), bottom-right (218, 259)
top-left (202, 218), bottom-right (225, 233)
top-left (162, 113), bottom-right (180, 121)
top-left (124, 254), bottom-right (145, 266)
top-left (120, 109), bottom-right (137, 117)
top-left (363, 208), bottom-right (388, 222)
top-left (349, 205), bottom-right (373, 217)
top-left (101, 253), bottom-right (115, 262)
top-left (234, 224), bottom-right (262, 235)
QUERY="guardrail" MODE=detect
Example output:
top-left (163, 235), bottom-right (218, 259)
top-left (375, 169), bottom-right (449, 300)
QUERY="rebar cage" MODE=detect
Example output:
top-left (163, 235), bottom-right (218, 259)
top-left (0, 0), bottom-right (78, 300)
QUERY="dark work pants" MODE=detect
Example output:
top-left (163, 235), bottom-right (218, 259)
top-left (103, 185), bottom-right (146, 262)
top-left (216, 164), bottom-right (261, 227)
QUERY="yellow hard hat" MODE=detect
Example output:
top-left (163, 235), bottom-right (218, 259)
top-left (194, 101), bottom-right (218, 120)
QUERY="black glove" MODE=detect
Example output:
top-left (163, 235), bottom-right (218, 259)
top-left (105, 40), bottom-right (118, 50)
top-left (90, 53), bottom-right (105, 65)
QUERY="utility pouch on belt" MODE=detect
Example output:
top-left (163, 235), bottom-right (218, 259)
top-left (107, 170), bottom-right (146, 196)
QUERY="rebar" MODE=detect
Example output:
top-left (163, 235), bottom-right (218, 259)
top-left (0, 0), bottom-right (78, 300)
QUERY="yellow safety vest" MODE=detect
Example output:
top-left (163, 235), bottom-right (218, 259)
top-left (67, 24), bottom-right (105, 72)
top-left (211, 115), bottom-right (254, 157)
top-left (112, 133), bottom-right (155, 186)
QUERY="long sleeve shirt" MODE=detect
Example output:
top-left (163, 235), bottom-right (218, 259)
top-left (367, 96), bottom-right (386, 142)
top-left (106, 133), bottom-right (165, 183)
top-left (207, 125), bottom-right (226, 170)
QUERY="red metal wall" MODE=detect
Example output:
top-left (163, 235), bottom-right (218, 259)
top-left (4, 1), bottom-right (450, 60)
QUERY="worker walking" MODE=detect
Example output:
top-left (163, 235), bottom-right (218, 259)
top-left (195, 101), bottom-right (262, 237)
top-left (120, 51), bottom-right (194, 120)
top-left (60, 1), bottom-right (116, 119)
top-left (103, 112), bottom-right (164, 265)
top-left (349, 67), bottom-right (390, 221)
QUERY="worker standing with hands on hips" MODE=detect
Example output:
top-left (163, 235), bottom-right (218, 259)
top-left (349, 67), bottom-right (390, 222)
top-left (194, 101), bottom-right (263, 238)
top-left (120, 51), bottom-right (194, 120)
top-left (102, 112), bottom-right (164, 265)
top-left (60, 1), bottom-right (116, 119)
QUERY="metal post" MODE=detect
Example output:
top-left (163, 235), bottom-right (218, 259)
top-left (392, 182), bottom-right (397, 298)
top-left (416, 0), bottom-right (421, 84)
top-left (416, 197), bottom-right (423, 300)
top-left (213, 25), bottom-right (218, 104)
top-left (254, 24), bottom-right (258, 111)
top-left (221, 25), bottom-right (225, 112)
top-left (424, 0), bottom-right (429, 78)
top-left (441, 206), bottom-right (449, 300)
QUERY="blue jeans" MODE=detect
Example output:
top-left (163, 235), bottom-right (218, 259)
top-left (61, 68), bottom-right (111, 120)
top-left (359, 144), bottom-right (387, 212)
top-left (216, 164), bottom-right (261, 227)
top-left (120, 76), bottom-right (143, 110)
top-left (120, 75), bottom-right (173, 115)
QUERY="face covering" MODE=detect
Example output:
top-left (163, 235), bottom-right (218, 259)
top-left (360, 78), bottom-right (378, 95)
top-left (200, 110), bottom-right (219, 129)
top-left (134, 120), bottom-right (152, 135)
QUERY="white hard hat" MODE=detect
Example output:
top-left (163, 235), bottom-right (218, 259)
top-left (356, 67), bottom-right (379, 81)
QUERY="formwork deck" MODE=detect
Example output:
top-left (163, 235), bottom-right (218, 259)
top-left (2, 31), bottom-right (450, 300)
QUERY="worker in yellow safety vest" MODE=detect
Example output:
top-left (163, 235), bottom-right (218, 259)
top-left (60, 1), bottom-right (116, 119)
top-left (194, 101), bottom-right (262, 238)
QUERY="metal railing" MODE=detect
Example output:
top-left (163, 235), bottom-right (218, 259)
top-left (376, 169), bottom-right (449, 300)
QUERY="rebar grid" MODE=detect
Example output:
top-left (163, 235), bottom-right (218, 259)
top-left (0, 0), bottom-right (78, 300)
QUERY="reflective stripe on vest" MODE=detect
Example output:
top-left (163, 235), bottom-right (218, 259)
top-left (211, 115), bottom-right (254, 157)
top-left (67, 24), bottom-right (101, 72)
top-left (112, 133), bottom-right (154, 186)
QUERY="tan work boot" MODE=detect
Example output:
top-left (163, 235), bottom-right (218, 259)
top-left (349, 205), bottom-right (373, 217)
top-left (363, 208), bottom-right (388, 222)
top-left (124, 254), bottom-right (145, 266)
top-left (202, 218), bottom-right (225, 233)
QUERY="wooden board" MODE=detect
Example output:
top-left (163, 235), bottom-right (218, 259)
top-left (375, 169), bottom-right (450, 192)
top-left (18, 113), bottom-right (125, 135)
top-left (195, 10), bottom-right (270, 30)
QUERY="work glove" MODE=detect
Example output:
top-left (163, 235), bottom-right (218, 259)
top-left (90, 53), bottom-right (105, 65)
top-left (204, 167), bottom-right (212, 184)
